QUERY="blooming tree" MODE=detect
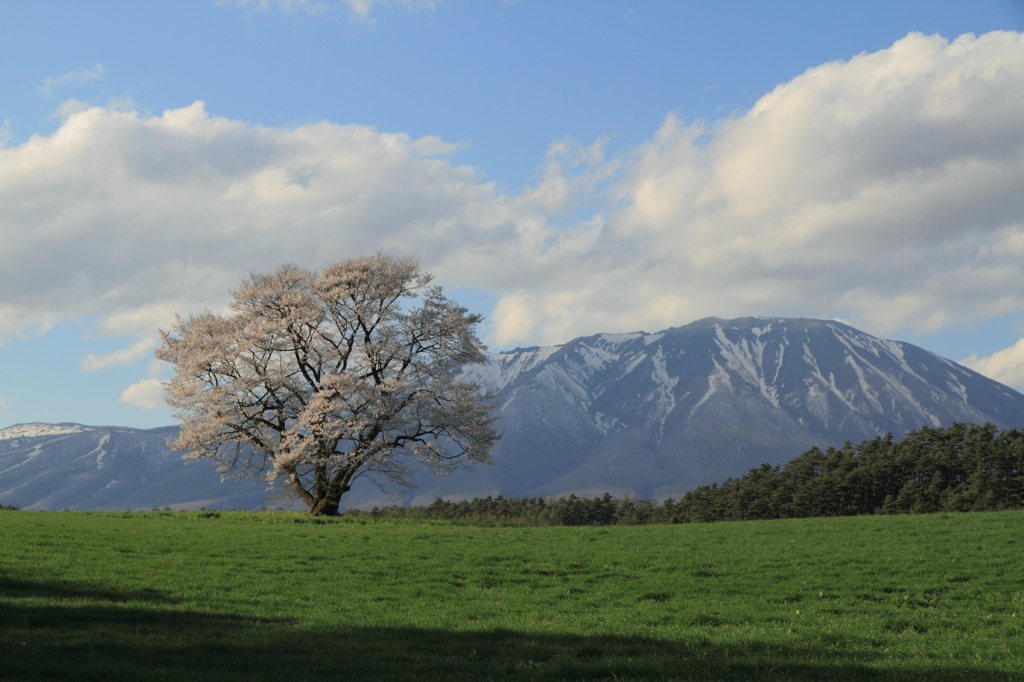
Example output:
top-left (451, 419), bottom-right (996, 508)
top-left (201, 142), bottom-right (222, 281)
top-left (156, 253), bottom-right (499, 515)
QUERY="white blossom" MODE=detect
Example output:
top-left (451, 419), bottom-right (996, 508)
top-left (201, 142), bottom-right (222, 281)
top-left (157, 252), bottom-right (498, 515)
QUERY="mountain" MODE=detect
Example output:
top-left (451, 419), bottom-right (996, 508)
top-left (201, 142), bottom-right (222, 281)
top-left (0, 423), bottom-right (274, 511)
top-left (3, 317), bottom-right (1023, 511)
top-left (348, 316), bottom-right (1024, 506)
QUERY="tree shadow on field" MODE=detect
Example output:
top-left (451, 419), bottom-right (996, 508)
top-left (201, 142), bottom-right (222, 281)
top-left (0, 573), bottom-right (180, 605)
top-left (0, 574), bottom-right (1016, 682)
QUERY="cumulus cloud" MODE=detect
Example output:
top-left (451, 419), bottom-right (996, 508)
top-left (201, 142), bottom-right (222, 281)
top-left (2, 31), bottom-right (1023, 356)
top-left (39, 64), bottom-right (105, 98)
top-left (118, 379), bottom-right (167, 410)
top-left (0, 395), bottom-right (7, 412)
top-left (491, 30), bottom-right (1024, 345)
top-left (51, 99), bottom-right (91, 121)
top-left (0, 99), bottom-right (525, 346)
top-left (962, 340), bottom-right (1024, 392)
top-left (80, 338), bottom-right (158, 373)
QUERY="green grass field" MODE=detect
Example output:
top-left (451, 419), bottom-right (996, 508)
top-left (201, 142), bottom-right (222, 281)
top-left (1, 510), bottom-right (1022, 681)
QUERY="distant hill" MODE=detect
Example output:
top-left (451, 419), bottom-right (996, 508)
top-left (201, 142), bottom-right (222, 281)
top-left (0, 423), bottom-right (274, 511)
top-left (3, 317), bottom-right (1023, 511)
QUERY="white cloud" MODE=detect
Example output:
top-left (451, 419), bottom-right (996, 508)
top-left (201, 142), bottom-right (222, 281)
top-left (118, 379), bottom-right (167, 410)
top-left (341, 0), bottom-right (434, 21)
top-left (1, 31), bottom-right (1023, 354)
top-left (80, 337), bottom-right (158, 373)
top-left (39, 64), bottom-right (105, 98)
top-left (0, 99), bottom-right (517, 344)
top-left (226, 0), bottom-right (433, 21)
top-left (226, 0), bottom-right (330, 12)
top-left (962, 339), bottom-right (1024, 392)
top-left (51, 99), bottom-right (91, 121)
top-left (0, 395), bottom-right (8, 412)
top-left (490, 30), bottom-right (1024, 344)
top-left (147, 359), bottom-right (171, 378)
top-left (0, 308), bottom-right (62, 348)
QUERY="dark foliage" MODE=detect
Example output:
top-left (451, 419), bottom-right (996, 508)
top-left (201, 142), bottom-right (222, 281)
top-left (355, 492), bottom-right (649, 526)
top-left (348, 423), bottom-right (1024, 525)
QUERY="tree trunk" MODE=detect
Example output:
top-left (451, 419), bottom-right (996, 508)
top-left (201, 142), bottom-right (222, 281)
top-left (308, 483), bottom-right (350, 516)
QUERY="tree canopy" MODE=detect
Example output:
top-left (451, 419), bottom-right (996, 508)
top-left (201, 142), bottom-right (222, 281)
top-left (157, 252), bottom-right (499, 515)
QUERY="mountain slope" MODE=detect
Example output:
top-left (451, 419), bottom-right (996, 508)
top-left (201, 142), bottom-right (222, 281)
top-left (0, 423), bottom-right (272, 510)
top-left (377, 316), bottom-right (1024, 505)
top-left (3, 317), bottom-right (1023, 511)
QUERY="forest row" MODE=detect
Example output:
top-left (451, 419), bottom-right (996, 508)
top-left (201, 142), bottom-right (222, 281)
top-left (353, 422), bottom-right (1024, 525)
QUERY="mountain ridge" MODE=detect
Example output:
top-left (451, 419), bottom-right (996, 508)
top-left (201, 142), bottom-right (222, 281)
top-left (441, 316), bottom-right (1023, 504)
top-left (2, 316), bottom-right (1022, 510)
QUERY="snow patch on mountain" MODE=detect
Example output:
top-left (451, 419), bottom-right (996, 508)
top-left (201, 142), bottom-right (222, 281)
top-left (594, 411), bottom-right (620, 436)
top-left (84, 433), bottom-right (111, 470)
top-left (600, 332), bottom-right (643, 345)
top-left (801, 342), bottom-right (858, 420)
top-left (828, 323), bottom-right (879, 357)
top-left (646, 346), bottom-right (679, 431)
top-left (946, 372), bottom-right (969, 403)
top-left (0, 472), bottom-right (45, 496)
top-left (0, 443), bottom-right (46, 478)
top-left (537, 364), bottom-right (592, 410)
top-left (772, 341), bottom-right (787, 384)
top-left (876, 338), bottom-right (924, 382)
top-left (691, 358), bottom-right (732, 417)
top-left (624, 352), bottom-right (647, 374)
top-left (805, 384), bottom-right (830, 427)
top-left (714, 324), bottom-right (780, 408)
top-left (575, 342), bottom-right (620, 372)
top-left (832, 323), bottom-right (926, 386)
top-left (463, 345), bottom-right (561, 392)
top-left (0, 423), bottom-right (86, 440)
top-left (872, 361), bottom-right (941, 427)
top-left (844, 354), bottom-right (883, 413)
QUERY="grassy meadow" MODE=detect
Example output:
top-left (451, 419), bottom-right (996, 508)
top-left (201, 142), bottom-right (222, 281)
top-left (1, 509), bottom-right (1022, 681)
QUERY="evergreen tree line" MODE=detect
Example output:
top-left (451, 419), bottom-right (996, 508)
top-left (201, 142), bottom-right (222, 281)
top-left (350, 422), bottom-right (1024, 525)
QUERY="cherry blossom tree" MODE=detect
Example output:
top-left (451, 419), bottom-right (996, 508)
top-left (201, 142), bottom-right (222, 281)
top-left (156, 252), bottom-right (499, 515)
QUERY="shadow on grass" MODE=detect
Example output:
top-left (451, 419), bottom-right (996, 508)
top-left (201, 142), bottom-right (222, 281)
top-left (0, 573), bottom-right (179, 605)
top-left (0, 575), bottom-right (1015, 682)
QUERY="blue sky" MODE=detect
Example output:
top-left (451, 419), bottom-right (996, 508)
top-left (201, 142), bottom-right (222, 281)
top-left (2, 0), bottom-right (1024, 429)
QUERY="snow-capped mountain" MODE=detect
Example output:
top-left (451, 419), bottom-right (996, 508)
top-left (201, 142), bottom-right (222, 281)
top-left (0, 423), bottom-right (272, 511)
top-left (4, 317), bottom-right (1023, 510)
top-left (369, 316), bottom-right (1024, 506)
